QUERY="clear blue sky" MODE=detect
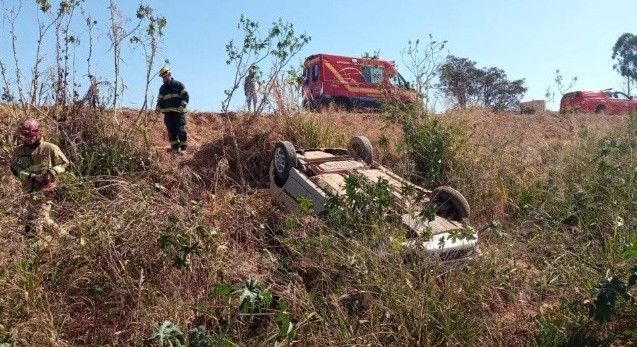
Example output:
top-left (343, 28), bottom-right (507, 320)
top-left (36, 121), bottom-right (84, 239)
top-left (1, 0), bottom-right (635, 112)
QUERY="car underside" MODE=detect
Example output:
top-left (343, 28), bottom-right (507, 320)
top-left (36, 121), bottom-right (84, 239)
top-left (269, 136), bottom-right (479, 263)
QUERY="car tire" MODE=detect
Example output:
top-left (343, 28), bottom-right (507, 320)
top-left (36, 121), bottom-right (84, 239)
top-left (595, 105), bottom-right (606, 115)
top-left (272, 141), bottom-right (297, 181)
top-left (348, 136), bottom-right (373, 164)
top-left (430, 186), bottom-right (470, 222)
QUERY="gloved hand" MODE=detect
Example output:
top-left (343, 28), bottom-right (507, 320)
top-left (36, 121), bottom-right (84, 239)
top-left (31, 173), bottom-right (44, 184)
top-left (31, 169), bottom-right (56, 184)
top-left (178, 104), bottom-right (187, 113)
top-left (30, 172), bottom-right (49, 185)
top-left (44, 169), bottom-right (56, 183)
top-left (155, 106), bottom-right (161, 114)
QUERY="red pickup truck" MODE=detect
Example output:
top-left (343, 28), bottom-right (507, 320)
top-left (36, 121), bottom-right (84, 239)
top-left (560, 90), bottom-right (637, 115)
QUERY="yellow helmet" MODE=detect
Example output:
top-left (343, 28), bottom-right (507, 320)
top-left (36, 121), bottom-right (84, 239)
top-left (158, 66), bottom-right (171, 77)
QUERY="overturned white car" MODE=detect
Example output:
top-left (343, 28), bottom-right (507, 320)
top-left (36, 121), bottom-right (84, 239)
top-left (269, 136), bottom-right (478, 262)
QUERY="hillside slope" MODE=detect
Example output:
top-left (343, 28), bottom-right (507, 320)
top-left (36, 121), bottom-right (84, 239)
top-left (0, 107), bottom-right (633, 346)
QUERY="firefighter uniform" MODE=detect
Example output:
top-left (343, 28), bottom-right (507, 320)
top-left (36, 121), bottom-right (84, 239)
top-left (10, 141), bottom-right (70, 242)
top-left (156, 76), bottom-right (190, 151)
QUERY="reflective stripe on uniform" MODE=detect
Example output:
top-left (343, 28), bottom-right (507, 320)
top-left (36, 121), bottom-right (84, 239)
top-left (19, 171), bottom-right (32, 180)
top-left (161, 107), bottom-right (183, 113)
top-left (50, 165), bottom-right (65, 174)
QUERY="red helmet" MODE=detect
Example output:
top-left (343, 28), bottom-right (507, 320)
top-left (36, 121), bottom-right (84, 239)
top-left (19, 119), bottom-right (41, 145)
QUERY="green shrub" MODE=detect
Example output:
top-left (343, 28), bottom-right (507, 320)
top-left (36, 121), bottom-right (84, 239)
top-left (381, 103), bottom-right (466, 187)
top-left (187, 326), bottom-right (212, 347)
top-left (403, 116), bottom-right (464, 187)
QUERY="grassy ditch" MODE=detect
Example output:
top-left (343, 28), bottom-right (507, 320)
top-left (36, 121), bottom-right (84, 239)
top-left (0, 107), bottom-right (635, 346)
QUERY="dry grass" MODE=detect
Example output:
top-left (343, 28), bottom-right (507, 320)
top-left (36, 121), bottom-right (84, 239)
top-left (0, 106), bottom-right (634, 346)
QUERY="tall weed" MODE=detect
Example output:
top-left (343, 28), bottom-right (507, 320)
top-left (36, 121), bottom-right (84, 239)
top-left (283, 112), bottom-right (346, 149)
top-left (381, 103), bottom-right (466, 188)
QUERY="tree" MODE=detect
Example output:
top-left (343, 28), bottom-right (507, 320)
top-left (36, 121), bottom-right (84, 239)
top-left (544, 69), bottom-right (578, 103)
top-left (400, 34), bottom-right (447, 109)
top-left (612, 33), bottom-right (637, 96)
top-left (438, 55), bottom-right (527, 111)
top-left (438, 56), bottom-right (480, 109)
top-left (221, 16), bottom-right (310, 117)
top-left (477, 67), bottom-right (527, 111)
top-left (220, 15), bottom-right (310, 186)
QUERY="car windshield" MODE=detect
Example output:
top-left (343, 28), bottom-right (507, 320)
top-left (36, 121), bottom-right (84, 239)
top-left (390, 73), bottom-right (409, 89)
top-left (614, 92), bottom-right (630, 100)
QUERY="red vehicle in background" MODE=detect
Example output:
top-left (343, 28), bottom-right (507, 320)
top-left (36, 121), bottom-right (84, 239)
top-left (301, 53), bottom-right (419, 110)
top-left (560, 89), bottom-right (637, 115)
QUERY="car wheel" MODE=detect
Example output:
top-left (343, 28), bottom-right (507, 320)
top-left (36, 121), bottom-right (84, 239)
top-left (348, 136), bottom-right (373, 164)
top-left (272, 141), bottom-right (297, 180)
top-left (595, 105), bottom-right (606, 115)
top-left (430, 186), bottom-right (470, 222)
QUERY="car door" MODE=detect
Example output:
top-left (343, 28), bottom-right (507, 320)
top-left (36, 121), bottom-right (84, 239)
top-left (613, 92), bottom-right (632, 114)
top-left (603, 91), bottom-right (619, 114)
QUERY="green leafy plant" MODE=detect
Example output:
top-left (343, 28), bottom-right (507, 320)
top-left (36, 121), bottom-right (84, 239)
top-left (158, 234), bottom-right (202, 270)
top-left (212, 279), bottom-right (295, 342)
top-left (590, 243), bottom-right (637, 323)
top-left (187, 326), bottom-right (212, 347)
top-left (150, 320), bottom-right (184, 347)
top-left (323, 174), bottom-right (398, 236)
top-left (213, 278), bottom-right (273, 314)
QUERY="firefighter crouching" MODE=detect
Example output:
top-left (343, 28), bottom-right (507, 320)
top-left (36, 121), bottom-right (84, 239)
top-left (155, 66), bottom-right (190, 154)
top-left (10, 119), bottom-right (75, 245)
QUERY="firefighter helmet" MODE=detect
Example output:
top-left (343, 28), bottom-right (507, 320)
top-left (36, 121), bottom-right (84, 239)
top-left (19, 119), bottom-right (41, 145)
top-left (158, 66), bottom-right (171, 77)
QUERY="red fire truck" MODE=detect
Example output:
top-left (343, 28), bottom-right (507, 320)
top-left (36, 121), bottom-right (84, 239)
top-left (301, 53), bottom-right (419, 110)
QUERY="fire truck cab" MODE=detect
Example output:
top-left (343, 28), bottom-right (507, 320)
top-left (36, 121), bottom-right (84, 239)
top-left (301, 53), bottom-right (419, 110)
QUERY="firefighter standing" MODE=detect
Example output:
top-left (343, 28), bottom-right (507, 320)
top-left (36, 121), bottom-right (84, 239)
top-left (155, 66), bottom-right (190, 154)
top-left (10, 119), bottom-right (73, 245)
top-left (244, 65), bottom-right (259, 112)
